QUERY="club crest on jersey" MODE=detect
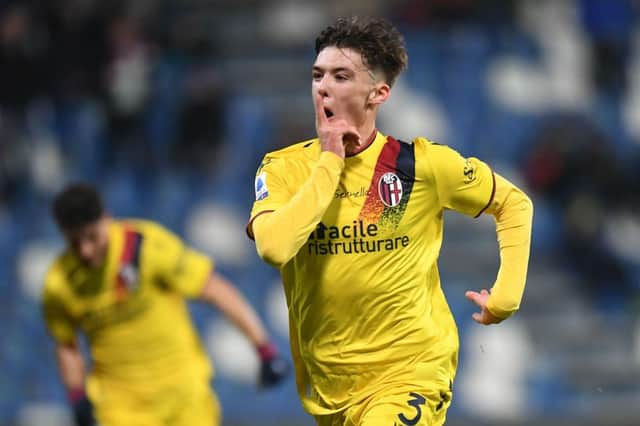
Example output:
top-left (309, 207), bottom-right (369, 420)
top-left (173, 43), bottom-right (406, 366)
top-left (118, 264), bottom-right (139, 291)
top-left (378, 172), bottom-right (403, 207)
top-left (255, 172), bottom-right (268, 201)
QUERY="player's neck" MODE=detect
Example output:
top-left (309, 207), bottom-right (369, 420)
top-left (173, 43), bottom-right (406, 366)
top-left (346, 126), bottom-right (377, 157)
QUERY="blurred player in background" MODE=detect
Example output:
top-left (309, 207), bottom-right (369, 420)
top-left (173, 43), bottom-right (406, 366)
top-left (42, 183), bottom-right (289, 426)
top-left (247, 16), bottom-right (533, 425)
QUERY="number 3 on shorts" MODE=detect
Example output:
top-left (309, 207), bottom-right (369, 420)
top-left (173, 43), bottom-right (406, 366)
top-left (396, 392), bottom-right (426, 426)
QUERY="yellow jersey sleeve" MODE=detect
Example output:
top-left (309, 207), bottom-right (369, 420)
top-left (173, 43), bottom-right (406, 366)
top-left (143, 222), bottom-right (213, 298)
top-left (249, 154), bottom-right (293, 225)
top-left (42, 269), bottom-right (76, 344)
top-left (484, 174), bottom-right (534, 319)
top-left (420, 141), bottom-right (495, 217)
top-left (249, 150), bottom-right (344, 266)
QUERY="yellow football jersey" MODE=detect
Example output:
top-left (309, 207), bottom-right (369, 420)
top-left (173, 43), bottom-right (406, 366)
top-left (42, 219), bottom-right (213, 389)
top-left (250, 132), bottom-right (495, 415)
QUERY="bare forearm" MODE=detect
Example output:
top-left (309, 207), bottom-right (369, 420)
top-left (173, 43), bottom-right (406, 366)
top-left (252, 152), bottom-right (344, 267)
top-left (55, 341), bottom-right (86, 391)
top-left (200, 273), bottom-right (268, 347)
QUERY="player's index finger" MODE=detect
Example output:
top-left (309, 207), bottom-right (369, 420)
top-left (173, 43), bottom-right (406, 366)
top-left (465, 291), bottom-right (480, 304)
top-left (314, 92), bottom-right (327, 124)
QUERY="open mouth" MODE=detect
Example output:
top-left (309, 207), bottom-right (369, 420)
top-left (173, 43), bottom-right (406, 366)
top-left (324, 108), bottom-right (334, 118)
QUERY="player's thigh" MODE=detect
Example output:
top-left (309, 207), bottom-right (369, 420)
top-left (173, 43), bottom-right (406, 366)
top-left (172, 383), bottom-right (221, 426)
top-left (355, 389), bottom-right (451, 426)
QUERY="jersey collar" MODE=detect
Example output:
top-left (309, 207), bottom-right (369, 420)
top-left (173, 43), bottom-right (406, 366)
top-left (345, 129), bottom-right (379, 158)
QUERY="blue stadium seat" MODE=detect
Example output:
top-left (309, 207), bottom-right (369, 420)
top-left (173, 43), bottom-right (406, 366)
top-left (146, 170), bottom-right (196, 231)
top-left (102, 168), bottom-right (151, 219)
top-left (54, 100), bottom-right (107, 180)
top-left (145, 58), bottom-right (187, 167)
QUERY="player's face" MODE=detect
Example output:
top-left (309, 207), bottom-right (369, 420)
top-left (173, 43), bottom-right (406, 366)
top-left (312, 47), bottom-right (378, 128)
top-left (64, 216), bottom-right (111, 268)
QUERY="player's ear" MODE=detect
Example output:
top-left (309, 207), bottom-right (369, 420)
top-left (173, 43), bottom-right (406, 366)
top-left (368, 82), bottom-right (390, 106)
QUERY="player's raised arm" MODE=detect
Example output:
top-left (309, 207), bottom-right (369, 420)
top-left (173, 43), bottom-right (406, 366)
top-left (247, 93), bottom-right (354, 267)
top-left (249, 149), bottom-right (344, 266)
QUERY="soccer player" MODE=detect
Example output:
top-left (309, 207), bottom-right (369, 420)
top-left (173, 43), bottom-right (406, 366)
top-left (43, 183), bottom-right (289, 426)
top-left (247, 16), bottom-right (533, 426)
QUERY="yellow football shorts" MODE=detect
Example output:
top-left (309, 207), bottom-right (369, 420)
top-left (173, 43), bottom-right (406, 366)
top-left (314, 387), bottom-right (452, 426)
top-left (88, 377), bottom-right (221, 426)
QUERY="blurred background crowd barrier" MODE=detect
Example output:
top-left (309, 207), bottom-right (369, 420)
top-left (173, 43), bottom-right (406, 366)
top-left (1, 0), bottom-right (639, 425)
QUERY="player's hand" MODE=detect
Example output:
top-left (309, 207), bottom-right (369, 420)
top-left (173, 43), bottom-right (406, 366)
top-left (314, 92), bottom-right (361, 158)
top-left (465, 289), bottom-right (503, 325)
top-left (68, 389), bottom-right (96, 426)
top-left (257, 342), bottom-right (290, 388)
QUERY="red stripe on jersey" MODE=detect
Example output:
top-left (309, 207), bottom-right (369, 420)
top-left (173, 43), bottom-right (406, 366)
top-left (116, 228), bottom-right (138, 300)
top-left (358, 136), bottom-right (401, 223)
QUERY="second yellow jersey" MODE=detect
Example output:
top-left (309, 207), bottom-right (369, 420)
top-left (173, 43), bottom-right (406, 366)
top-left (250, 132), bottom-right (495, 415)
top-left (42, 219), bottom-right (213, 390)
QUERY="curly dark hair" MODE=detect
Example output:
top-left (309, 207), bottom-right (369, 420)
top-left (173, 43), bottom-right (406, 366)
top-left (315, 16), bottom-right (408, 87)
top-left (52, 182), bottom-right (105, 230)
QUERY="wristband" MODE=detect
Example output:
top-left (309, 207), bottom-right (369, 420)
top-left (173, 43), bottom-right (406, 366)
top-left (257, 342), bottom-right (278, 361)
top-left (67, 388), bottom-right (86, 404)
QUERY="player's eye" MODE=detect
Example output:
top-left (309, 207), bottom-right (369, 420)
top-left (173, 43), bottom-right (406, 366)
top-left (312, 72), bottom-right (323, 81)
top-left (335, 74), bottom-right (348, 81)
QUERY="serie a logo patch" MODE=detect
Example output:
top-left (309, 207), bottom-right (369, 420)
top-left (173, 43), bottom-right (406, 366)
top-left (378, 172), bottom-right (403, 207)
top-left (255, 172), bottom-right (269, 201)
